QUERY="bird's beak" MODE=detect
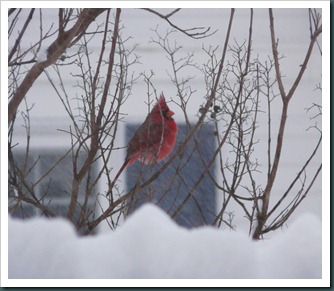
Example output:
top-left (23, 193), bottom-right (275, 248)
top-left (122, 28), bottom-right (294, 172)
top-left (166, 110), bottom-right (174, 118)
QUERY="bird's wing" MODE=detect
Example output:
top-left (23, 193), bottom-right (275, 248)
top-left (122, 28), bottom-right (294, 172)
top-left (126, 118), bottom-right (165, 160)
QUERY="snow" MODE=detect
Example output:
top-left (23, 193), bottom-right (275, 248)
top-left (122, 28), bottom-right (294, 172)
top-left (36, 47), bottom-right (48, 63)
top-left (7, 203), bottom-right (322, 285)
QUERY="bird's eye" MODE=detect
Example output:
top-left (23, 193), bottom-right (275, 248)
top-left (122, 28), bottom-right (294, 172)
top-left (162, 108), bottom-right (175, 120)
top-left (162, 109), bottom-right (170, 119)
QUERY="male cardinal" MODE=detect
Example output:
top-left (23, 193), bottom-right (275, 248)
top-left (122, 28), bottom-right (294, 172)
top-left (109, 93), bottom-right (178, 194)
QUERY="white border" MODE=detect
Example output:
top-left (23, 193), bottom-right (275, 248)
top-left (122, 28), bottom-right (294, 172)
top-left (1, 1), bottom-right (328, 9)
top-left (1, 1), bottom-right (330, 288)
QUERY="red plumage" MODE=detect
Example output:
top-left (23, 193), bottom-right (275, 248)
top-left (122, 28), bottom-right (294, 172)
top-left (109, 93), bottom-right (178, 193)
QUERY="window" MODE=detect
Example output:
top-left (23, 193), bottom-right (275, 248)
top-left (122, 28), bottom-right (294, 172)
top-left (9, 149), bottom-right (97, 233)
top-left (125, 123), bottom-right (217, 228)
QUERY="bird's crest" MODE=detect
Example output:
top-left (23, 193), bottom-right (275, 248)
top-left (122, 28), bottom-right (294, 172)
top-left (152, 92), bottom-right (169, 112)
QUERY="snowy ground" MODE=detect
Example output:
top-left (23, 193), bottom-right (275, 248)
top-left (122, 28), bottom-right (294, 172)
top-left (6, 203), bottom-right (323, 286)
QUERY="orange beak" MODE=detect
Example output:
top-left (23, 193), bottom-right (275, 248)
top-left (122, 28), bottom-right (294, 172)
top-left (165, 110), bottom-right (174, 118)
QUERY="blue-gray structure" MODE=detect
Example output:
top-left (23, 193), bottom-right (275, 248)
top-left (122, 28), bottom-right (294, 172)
top-left (125, 123), bottom-right (216, 228)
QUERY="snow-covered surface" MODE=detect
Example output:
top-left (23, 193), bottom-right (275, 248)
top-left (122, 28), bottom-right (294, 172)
top-left (8, 204), bottom-right (322, 283)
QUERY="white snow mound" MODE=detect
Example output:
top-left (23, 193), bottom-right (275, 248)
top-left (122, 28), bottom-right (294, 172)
top-left (8, 204), bottom-right (321, 279)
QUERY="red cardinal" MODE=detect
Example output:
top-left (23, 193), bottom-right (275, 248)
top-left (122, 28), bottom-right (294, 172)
top-left (109, 93), bottom-right (178, 193)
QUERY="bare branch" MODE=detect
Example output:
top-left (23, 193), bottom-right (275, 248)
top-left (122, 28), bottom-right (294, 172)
top-left (8, 8), bottom-right (35, 63)
top-left (141, 8), bottom-right (217, 39)
top-left (252, 8), bottom-right (322, 240)
top-left (67, 9), bottom-right (121, 220)
top-left (268, 8), bottom-right (286, 101)
top-left (8, 8), bottom-right (108, 124)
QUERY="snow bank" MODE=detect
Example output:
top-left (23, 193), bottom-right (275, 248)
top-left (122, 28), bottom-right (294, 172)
top-left (8, 204), bottom-right (321, 279)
